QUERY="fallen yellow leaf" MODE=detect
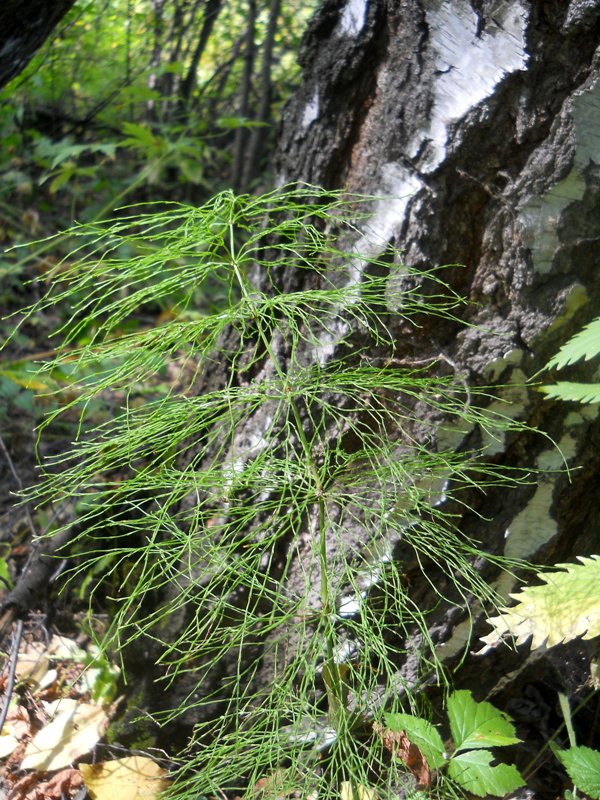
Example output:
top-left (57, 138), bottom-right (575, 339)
top-left (47, 634), bottom-right (86, 661)
top-left (21, 699), bottom-right (108, 771)
top-left (80, 756), bottom-right (169, 799)
top-left (0, 704), bottom-right (30, 758)
top-left (340, 782), bottom-right (376, 800)
top-left (15, 641), bottom-right (50, 685)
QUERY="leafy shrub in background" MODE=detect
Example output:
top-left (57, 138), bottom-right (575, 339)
top-left (13, 186), bottom-right (531, 799)
top-left (0, 0), bottom-right (318, 235)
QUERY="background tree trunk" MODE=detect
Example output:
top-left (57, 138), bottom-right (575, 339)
top-left (0, 0), bottom-right (76, 89)
top-left (272, 0), bottom-right (600, 781)
top-left (231, 0), bottom-right (257, 189)
top-left (178, 0), bottom-right (224, 112)
top-left (241, 0), bottom-right (283, 191)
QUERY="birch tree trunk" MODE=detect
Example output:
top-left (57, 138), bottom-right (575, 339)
top-left (271, 0), bottom-right (600, 778)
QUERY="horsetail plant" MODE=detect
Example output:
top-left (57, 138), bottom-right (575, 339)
top-left (11, 186), bottom-right (531, 799)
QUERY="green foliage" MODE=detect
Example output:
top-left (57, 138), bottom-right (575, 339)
top-left (82, 645), bottom-right (121, 705)
top-left (482, 555), bottom-right (600, 650)
top-left (546, 317), bottom-right (600, 369)
top-left (541, 314), bottom-right (600, 404)
top-left (552, 744), bottom-right (600, 799)
top-left (385, 690), bottom-right (524, 797)
top-left (15, 186), bottom-right (531, 799)
top-left (447, 690), bottom-right (521, 751)
top-left (484, 317), bottom-right (600, 649)
top-left (0, 0), bottom-right (319, 235)
top-left (541, 381), bottom-right (600, 403)
top-left (447, 749), bottom-right (523, 797)
top-left (0, 554), bottom-right (12, 590)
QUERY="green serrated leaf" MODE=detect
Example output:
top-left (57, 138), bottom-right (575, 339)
top-left (553, 745), bottom-right (600, 798)
top-left (49, 163), bottom-right (76, 193)
top-left (49, 142), bottom-right (117, 169)
top-left (447, 691), bottom-right (521, 752)
top-left (482, 555), bottom-right (600, 650)
top-left (121, 121), bottom-right (158, 147)
top-left (448, 750), bottom-right (525, 797)
top-left (540, 381), bottom-right (600, 404)
top-left (384, 713), bottom-right (446, 769)
top-left (546, 317), bottom-right (600, 369)
top-left (120, 122), bottom-right (163, 157)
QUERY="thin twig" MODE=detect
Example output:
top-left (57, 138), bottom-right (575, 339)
top-left (0, 433), bottom-right (37, 540)
top-left (0, 433), bottom-right (23, 490)
top-left (0, 620), bottom-right (24, 733)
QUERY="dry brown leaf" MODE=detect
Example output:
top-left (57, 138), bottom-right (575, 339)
top-left (21, 699), bottom-right (108, 772)
top-left (7, 772), bottom-right (38, 800)
top-left (373, 722), bottom-right (431, 789)
top-left (16, 768), bottom-right (84, 800)
top-left (252, 768), bottom-right (294, 798)
top-left (13, 636), bottom-right (82, 695)
top-left (80, 756), bottom-right (169, 800)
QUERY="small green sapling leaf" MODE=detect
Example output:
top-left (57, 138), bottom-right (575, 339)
top-left (448, 690), bottom-right (521, 752)
top-left (553, 744), bottom-right (600, 799)
top-left (448, 749), bottom-right (525, 797)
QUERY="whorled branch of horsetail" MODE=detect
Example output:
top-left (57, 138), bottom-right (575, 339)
top-left (227, 216), bottom-right (345, 725)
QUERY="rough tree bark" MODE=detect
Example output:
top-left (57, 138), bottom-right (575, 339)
top-left (270, 0), bottom-right (600, 786)
top-left (0, 0), bottom-right (76, 89)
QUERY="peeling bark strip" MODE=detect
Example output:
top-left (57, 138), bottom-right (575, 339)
top-left (0, 0), bottom-right (76, 89)
top-left (275, 0), bottom-right (600, 713)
